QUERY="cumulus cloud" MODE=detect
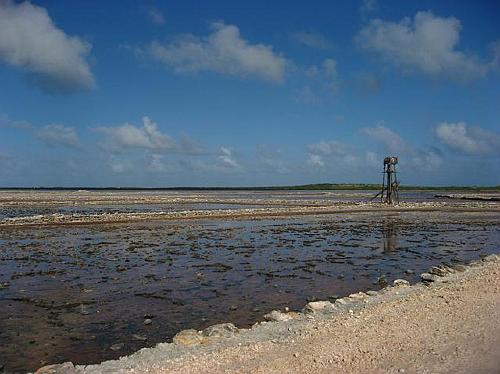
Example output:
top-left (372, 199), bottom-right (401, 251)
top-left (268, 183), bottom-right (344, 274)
top-left (0, 113), bottom-right (32, 129)
top-left (146, 154), bottom-right (176, 173)
top-left (108, 156), bottom-right (131, 173)
top-left (298, 58), bottom-right (339, 102)
top-left (36, 124), bottom-right (80, 148)
top-left (148, 22), bottom-right (287, 82)
top-left (292, 31), bottom-right (332, 50)
top-left (410, 147), bottom-right (443, 171)
top-left (218, 147), bottom-right (240, 169)
top-left (365, 151), bottom-right (379, 167)
top-left (355, 11), bottom-right (499, 81)
top-left (308, 154), bottom-right (325, 168)
top-left (308, 141), bottom-right (346, 156)
top-left (97, 116), bottom-right (175, 152)
top-left (306, 58), bottom-right (338, 81)
top-left (256, 146), bottom-right (290, 174)
top-left (307, 140), bottom-right (350, 168)
top-left (362, 124), bottom-right (408, 154)
top-left (0, 0), bottom-right (94, 93)
top-left (435, 122), bottom-right (500, 155)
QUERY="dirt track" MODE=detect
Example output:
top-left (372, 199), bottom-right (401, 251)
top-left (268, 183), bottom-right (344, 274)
top-left (38, 256), bottom-right (500, 374)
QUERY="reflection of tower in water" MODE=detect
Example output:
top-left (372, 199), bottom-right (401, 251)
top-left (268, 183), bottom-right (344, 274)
top-left (382, 220), bottom-right (398, 252)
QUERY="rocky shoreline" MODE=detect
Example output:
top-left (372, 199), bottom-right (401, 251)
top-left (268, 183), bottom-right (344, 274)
top-left (35, 253), bottom-right (500, 374)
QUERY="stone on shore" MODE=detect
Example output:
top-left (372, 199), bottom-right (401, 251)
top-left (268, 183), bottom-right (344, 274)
top-left (35, 362), bottom-right (77, 374)
top-left (173, 329), bottom-right (204, 346)
top-left (483, 254), bottom-right (499, 262)
top-left (429, 266), bottom-right (450, 277)
top-left (303, 300), bottom-right (335, 313)
top-left (203, 323), bottom-right (239, 338)
top-left (349, 292), bottom-right (368, 299)
top-left (421, 273), bottom-right (440, 283)
top-left (452, 264), bottom-right (467, 272)
top-left (264, 310), bottom-right (293, 322)
top-left (393, 279), bottom-right (410, 287)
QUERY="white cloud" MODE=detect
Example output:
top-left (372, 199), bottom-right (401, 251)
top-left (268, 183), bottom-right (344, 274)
top-left (108, 156), bottom-right (131, 173)
top-left (147, 8), bottom-right (165, 25)
top-left (306, 59), bottom-right (337, 81)
top-left (410, 148), bottom-right (443, 170)
top-left (435, 122), bottom-right (500, 155)
top-left (308, 154), bottom-right (325, 168)
top-left (356, 11), bottom-right (499, 81)
top-left (308, 141), bottom-right (346, 156)
top-left (97, 116), bottom-right (175, 152)
top-left (36, 124), bottom-right (80, 148)
top-left (365, 151), bottom-right (379, 167)
top-left (0, 0), bottom-right (94, 93)
top-left (292, 31), bottom-right (332, 50)
top-left (149, 22), bottom-right (287, 83)
top-left (307, 140), bottom-right (349, 168)
top-left (147, 154), bottom-right (174, 173)
top-left (218, 147), bottom-right (240, 169)
top-left (256, 146), bottom-right (290, 174)
top-left (300, 58), bottom-right (339, 99)
top-left (362, 124), bottom-right (408, 154)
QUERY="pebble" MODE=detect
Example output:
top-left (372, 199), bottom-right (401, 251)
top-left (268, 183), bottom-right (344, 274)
top-left (132, 334), bottom-right (147, 341)
top-left (366, 290), bottom-right (378, 296)
top-left (293, 353), bottom-right (299, 358)
top-left (404, 269), bottom-right (414, 275)
top-left (143, 318), bottom-right (152, 325)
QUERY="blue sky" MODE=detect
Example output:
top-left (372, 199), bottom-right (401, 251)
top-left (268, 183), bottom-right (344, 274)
top-left (0, 0), bottom-right (499, 187)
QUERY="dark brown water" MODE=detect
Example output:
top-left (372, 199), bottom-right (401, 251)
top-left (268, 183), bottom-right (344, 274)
top-left (0, 211), bottom-right (499, 372)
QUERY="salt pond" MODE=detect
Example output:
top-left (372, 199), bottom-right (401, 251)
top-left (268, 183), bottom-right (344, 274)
top-left (0, 208), bottom-right (499, 372)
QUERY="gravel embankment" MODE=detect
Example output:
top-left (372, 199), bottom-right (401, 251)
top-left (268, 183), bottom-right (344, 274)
top-left (36, 255), bottom-right (500, 374)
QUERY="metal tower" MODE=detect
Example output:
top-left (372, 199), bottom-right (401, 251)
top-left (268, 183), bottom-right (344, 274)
top-left (372, 156), bottom-right (400, 205)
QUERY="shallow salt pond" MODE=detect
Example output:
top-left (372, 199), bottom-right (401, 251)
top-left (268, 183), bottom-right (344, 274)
top-left (0, 211), bottom-right (499, 372)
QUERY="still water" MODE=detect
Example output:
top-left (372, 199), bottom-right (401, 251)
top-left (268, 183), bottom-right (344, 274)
top-left (0, 210), bottom-right (498, 372)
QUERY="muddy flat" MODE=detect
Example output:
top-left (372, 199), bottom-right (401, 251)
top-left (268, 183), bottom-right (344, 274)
top-left (0, 190), bottom-right (499, 372)
top-left (68, 256), bottom-right (499, 374)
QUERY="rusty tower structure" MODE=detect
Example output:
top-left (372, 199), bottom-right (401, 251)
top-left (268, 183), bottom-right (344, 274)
top-left (372, 156), bottom-right (399, 204)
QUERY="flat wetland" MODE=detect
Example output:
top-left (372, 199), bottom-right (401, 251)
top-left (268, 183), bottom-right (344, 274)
top-left (0, 190), bottom-right (499, 372)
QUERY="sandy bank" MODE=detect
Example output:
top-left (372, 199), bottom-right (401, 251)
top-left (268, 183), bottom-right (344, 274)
top-left (2, 202), bottom-right (499, 228)
top-left (36, 254), bottom-right (500, 374)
